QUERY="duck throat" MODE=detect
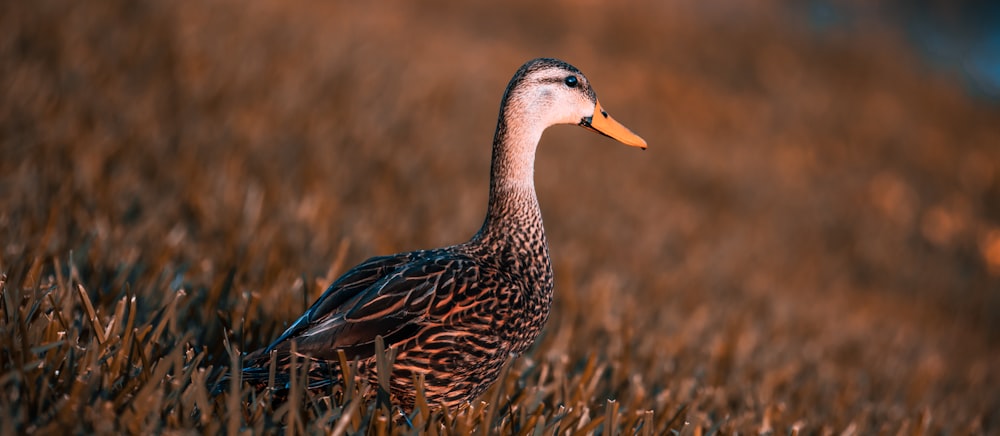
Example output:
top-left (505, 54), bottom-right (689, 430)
top-left (480, 114), bottom-right (545, 237)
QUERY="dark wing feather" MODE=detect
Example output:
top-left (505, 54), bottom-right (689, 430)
top-left (259, 250), bottom-right (481, 363)
top-left (262, 253), bottom-right (414, 354)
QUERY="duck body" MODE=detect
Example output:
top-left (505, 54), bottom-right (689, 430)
top-left (239, 58), bottom-right (646, 408)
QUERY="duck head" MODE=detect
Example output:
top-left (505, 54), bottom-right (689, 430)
top-left (498, 58), bottom-right (647, 150)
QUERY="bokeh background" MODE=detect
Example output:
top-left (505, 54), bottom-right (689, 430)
top-left (2, 0), bottom-right (999, 433)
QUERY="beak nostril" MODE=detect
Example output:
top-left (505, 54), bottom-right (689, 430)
top-left (601, 110), bottom-right (608, 118)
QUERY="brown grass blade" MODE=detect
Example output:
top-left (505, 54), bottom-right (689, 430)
top-left (75, 284), bottom-right (106, 344)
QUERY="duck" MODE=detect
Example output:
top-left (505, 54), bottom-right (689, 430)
top-left (237, 57), bottom-right (647, 409)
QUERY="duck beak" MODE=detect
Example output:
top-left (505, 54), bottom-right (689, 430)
top-left (579, 100), bottom-right (647, 149)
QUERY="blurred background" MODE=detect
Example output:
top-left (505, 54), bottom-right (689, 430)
top-left (2, 0), bottom-right (998, 431)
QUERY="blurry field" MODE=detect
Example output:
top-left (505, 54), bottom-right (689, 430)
top-left (2, 0), bottom-right (999, 434)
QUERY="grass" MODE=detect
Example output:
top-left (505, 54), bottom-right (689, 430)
top-left (2, 0), bottom-right (999, 433)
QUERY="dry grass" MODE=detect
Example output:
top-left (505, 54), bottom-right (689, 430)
top-left (2, 0), bottom-right (999, 434)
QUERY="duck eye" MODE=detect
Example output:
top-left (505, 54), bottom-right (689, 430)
top-left (564, 76), bottom-right (578, 88)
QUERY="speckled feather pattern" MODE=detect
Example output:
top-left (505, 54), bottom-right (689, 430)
top-left (239, 58), bottom-right (604, 409)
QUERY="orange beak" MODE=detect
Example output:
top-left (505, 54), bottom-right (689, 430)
top-left (579, 99), bottom-right (647, 149)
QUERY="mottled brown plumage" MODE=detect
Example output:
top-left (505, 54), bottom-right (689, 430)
top-left (238, 58), bottom-right (646, 408)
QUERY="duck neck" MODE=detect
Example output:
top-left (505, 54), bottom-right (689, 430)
top-left (475, 111), bottom-right (547, 247)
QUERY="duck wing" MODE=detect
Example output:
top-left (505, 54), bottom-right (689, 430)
top-left (260, 253), bottom-right (413, 354)
top-left (256, 250), bottom-right (483, 363)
